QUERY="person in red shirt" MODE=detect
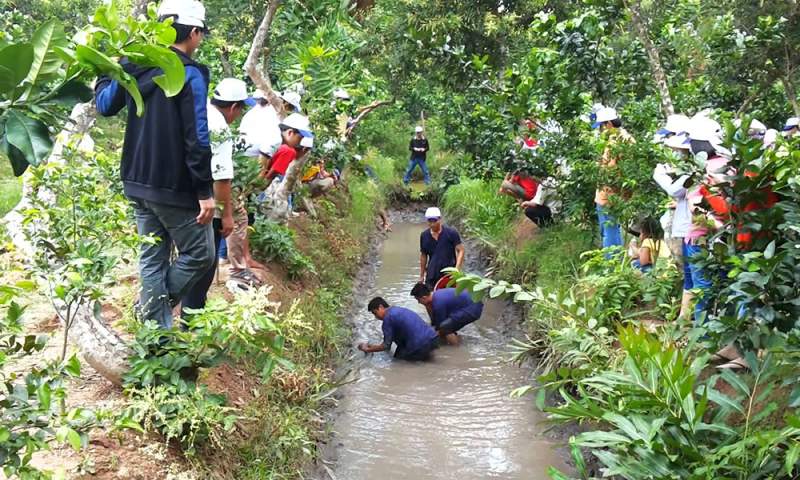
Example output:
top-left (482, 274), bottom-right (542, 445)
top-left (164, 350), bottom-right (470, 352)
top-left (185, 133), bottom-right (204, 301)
top-left (499, 171), bottom-right (539, 202)
top-left (261, 112), bottom-right (312, 185)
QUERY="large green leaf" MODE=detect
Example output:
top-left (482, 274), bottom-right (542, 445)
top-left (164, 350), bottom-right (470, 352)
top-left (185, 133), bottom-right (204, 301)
top-left (25, 21), bottom-right (68, 88)
top-left (75, 45), bottom-right (144, 116)
top-left (5, 110), bottom-right (53, 167)
top-left (0, 134), bottom-right (30, 176)
top-left (124, 44), bottom-right (185, 97)
top-left (0, 43), bottom-right (34, 95)
top-left (48, 80), bottom-right (93, 107)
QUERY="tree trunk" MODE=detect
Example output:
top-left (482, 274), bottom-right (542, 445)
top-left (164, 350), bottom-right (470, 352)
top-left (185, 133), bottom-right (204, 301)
top-left (266, 151), bottom-right (310, 222)
top-left (220, 47), bottom-right (234, 77)
top-left (625, 0), bottom-right (674, 117)
top-left (782, 76), bottom-right (800, 117)
top-left (244, 0), bottom-right (286, 117)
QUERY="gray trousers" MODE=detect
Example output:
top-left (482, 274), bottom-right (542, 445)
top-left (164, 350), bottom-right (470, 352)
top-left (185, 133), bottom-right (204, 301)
top-left (132, 198), bottom-right (215, 328)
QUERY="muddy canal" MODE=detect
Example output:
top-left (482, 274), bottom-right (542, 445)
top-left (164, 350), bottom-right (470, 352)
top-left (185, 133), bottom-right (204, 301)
top-left (320, 222), bottom-right (568, 479)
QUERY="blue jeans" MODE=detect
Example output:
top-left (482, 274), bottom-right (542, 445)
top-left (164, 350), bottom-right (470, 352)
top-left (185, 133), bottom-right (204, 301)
top-left (403, 156), bottom-right (430, 184)
top-left (132, 198), bottom-right (215, 329)
top-left (596, 204), bottom-right (622, 250)
top-left (218, 238), bottom-right (228, 259)
top-left (684, 242), bottom-right (712, 325)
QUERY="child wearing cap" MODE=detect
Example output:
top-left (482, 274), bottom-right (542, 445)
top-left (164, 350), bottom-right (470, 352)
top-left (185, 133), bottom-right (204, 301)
top-left (300, 139), bottom-right (337, 197)
top-left (94, 0), bottom-right (215, 329)
top-left (403, 126), bottom-right (431, 185)
top-left (261, 112), bottom-right (313, 185)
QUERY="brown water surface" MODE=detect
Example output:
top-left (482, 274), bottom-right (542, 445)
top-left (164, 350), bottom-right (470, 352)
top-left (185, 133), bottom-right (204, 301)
top-left (327, 222), bottom-right (568, 479)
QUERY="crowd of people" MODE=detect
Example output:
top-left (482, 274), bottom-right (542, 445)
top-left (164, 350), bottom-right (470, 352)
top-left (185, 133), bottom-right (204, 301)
top-left (95, 0), bottom-right (343, 329)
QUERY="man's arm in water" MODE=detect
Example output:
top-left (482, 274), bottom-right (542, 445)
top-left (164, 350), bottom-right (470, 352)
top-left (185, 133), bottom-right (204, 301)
top-left (358, 342), bottom-right (388, 353)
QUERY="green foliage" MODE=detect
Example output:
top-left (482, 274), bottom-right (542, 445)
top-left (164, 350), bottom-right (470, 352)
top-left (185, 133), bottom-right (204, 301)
top-left (250, 219), bottom-right (316, 280)
top-left (0, 281), bottom-right (96, 479)
top-left (441, 178), bottom-right (517, 246)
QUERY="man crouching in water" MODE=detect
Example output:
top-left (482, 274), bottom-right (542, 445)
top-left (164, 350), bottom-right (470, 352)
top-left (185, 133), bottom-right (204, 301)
top-left (358, 297), bottom-right (439, 361)
top-left (410, 283), bottom-right (484, 346)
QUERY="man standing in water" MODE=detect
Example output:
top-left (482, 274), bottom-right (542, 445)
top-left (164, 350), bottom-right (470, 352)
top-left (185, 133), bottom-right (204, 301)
top-left (410, 283), bottom-right (483, 345)
top-left (359, 297), bottom-right (439, 361)
top-left (419, 207), bottom-right (464, 289)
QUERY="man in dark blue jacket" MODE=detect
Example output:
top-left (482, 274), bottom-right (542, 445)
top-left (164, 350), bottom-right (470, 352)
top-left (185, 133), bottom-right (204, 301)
top-left (411, 283), bottom-right (484, 345)
top-left (94, 0), bottom-right (215, 328)
top-left (358, 297), bottom-right (439, 361)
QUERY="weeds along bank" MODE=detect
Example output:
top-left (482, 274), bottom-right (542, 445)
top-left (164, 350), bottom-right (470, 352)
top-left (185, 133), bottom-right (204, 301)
top-left (0, 110), bottom-right (395, 478)
top-left (442, 161), bottom-right (800, 477)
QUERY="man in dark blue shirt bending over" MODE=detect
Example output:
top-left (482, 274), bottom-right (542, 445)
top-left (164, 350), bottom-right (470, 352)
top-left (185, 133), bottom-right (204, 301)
top-left (358, 297), bottom-right (439, 361)
top-left (411, 283), bottom-right (484, 345)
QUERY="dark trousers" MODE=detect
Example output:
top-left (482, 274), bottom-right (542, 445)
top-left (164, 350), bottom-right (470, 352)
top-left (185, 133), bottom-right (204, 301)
top-left (181, 218), bottom-right (223, 314)
top-left (395, 338), bottom-right (439, 361)
top-left (525, 205), bottom-right (553, 228)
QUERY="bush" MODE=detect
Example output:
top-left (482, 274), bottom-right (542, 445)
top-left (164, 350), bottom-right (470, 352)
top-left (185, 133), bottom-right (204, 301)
top-left (441, 178), bottom-right (517, 246)
top-left (250, 219), bottom-right (317, 280)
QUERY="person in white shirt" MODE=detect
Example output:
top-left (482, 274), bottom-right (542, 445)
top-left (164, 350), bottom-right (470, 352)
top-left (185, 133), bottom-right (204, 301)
top-left (181, 78), bottom-right (254, 315)
top-left (239, 89), bottom-right (282, 157)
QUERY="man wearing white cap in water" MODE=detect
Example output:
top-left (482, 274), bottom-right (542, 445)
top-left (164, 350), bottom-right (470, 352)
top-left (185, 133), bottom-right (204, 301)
top-left (419, 207), bottom-right (464, 290)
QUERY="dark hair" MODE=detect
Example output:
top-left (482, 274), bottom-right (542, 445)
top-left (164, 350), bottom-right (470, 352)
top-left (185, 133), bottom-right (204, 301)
top-left (610, 118), bottom-right (623, 128)
top-left (210, 98), bottom-right (243, 109)
top-left (639, 217), bottom-right (664, 240)
top-left (159, 15), bottom-right (206, 43)
top-left (367, 297), bottom-right (389, 312)
top-left (257, 98), bottom-right (269, 107)
top-left (689, 139), bottom-right (716, 157)
top-left (410, 283), bottom-right (431, 298)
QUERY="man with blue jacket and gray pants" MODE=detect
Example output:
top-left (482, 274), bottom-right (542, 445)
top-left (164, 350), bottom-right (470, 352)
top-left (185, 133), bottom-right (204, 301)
top-left (94, 0), bottom-right (214, 328)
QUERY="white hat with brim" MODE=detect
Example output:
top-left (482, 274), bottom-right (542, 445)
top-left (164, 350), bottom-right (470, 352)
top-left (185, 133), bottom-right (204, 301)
top-left (592, 107), bottom-right (618, 128)
top-left (212, 78), bottom-right (255, 106)
top-left (664, 134), bottom-right (691, 150)
top-left (280, 113), bottom-right (314, 138)
top-left (424, 207), bottom-right (441, 219)
top-left (656, 114), bottom-right (691, 136)
top-left (252, 89), bottom-right (267, 100)
top-left (782, 117), bottom-right (800, 131)
top-left (733, 118), bottom-right (767, 134)
top-left (158, 0), bottom-right (207, 29)
top-left (686, 116), bottom-right (723, 143)
top-left (415, 126), bottom-right (424, 133)
top-left (280, 91), bottom-right (302, 112)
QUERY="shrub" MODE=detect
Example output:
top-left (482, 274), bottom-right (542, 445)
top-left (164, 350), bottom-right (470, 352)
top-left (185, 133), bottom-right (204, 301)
top-left (250, 219), bottom-right (317, 280)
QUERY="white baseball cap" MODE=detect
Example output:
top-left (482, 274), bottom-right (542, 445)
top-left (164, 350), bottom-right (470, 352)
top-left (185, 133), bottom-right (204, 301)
top-left (415, 126), bottom-right (424, 133)
top-left (158, 0), bottom-right (207, 29)
top-left (686, 116), bottom-right (723, 143)
top-left (664, 133), bottom-right (691, 150)
top-left (733, 118), bottom-right (767, 135)
top-left (656, 114), bottom-right (691, 136)
top-left (782, 117), bottom-right (799, 131)
top-left (592, 107), bottom-right (618, 128)
top-left (300, 137), bottom-right (314, 149)
top-left (212, 78), bottom-right (255, 106)
top-left (280, 113), bottom-right (313, 138)
top-left (333, 88), bottom-right (351, 100)
top-left (763, 129), bottom-right (778, 149)
top-left (280, 91), bottom-right (302, 112)
top-left (252, 88), bottom-right (267, 99)
top-left (424, 207), bottom-right (441, 219)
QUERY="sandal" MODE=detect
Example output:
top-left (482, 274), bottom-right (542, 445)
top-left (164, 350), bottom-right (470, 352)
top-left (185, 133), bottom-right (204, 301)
top-left (230, 269), bottom-right (263, 287)
top-left (717, 357), bottom-right (749, 371)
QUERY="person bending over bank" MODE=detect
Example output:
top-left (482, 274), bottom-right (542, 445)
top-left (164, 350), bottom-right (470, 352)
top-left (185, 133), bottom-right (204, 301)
top-left (410, 283), bottom-right (483, 345)
top-left (358, 297), bottom-right (439, 361)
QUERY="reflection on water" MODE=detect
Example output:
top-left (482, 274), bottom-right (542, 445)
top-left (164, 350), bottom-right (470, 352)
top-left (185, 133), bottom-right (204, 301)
top-left (330, 223), bottom-right (568, 480)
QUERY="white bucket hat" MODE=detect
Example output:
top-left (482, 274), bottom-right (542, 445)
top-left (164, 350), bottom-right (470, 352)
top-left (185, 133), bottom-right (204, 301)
top-left (592, 107), bottom-right (618, 128)
top-left (212, 78), bottom-right (255, 106)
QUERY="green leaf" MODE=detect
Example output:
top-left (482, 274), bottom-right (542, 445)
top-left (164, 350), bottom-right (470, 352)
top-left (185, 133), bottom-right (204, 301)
top-left (124, 44), bottom-right (185, 97)
top-left (75, 45), bottom-right (144, 116)
top-left (25, 21), bottom-right (68, 87)
top-left (489, 285), bottom-right (506, 298)
top-left (37, 383), bottom-right (51, 410)
top-left (5, 110), bottom-right (53, 166)
top-left (786, 442), bottom-right (800, 476)
top-left (764, 240), bottom-right (776, 260)
top-left (48, 80), bottom-right (93, 107)
top-left (0, 43), bottom-right (34, 94)
top-left (1, 136), bottom-right (30, 176)
top-left (64, 355), bottom-right (81, 377)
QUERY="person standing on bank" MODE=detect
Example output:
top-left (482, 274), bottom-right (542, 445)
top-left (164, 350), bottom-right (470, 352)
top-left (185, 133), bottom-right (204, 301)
top-left (181, 78), bottom-right (254, 315)
top-left (403, 126), bottom-right (431, 185)
top-left (419, 207), bottom-right (464, 290)
top-left (358, 297), bottom-right (439, 361)
top-left (95, 0), bottom-right (215, 329)
top-left (410, 283), bottom-right (483, 345)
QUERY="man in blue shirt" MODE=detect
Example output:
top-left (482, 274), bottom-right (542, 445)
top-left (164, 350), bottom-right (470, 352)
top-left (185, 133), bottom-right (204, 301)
top-left (411, 283), bottom-right (484, 345)
top-left (419, 207), bottom-right (464, 289)
top-left (358, 297), bottom-right (439, 361)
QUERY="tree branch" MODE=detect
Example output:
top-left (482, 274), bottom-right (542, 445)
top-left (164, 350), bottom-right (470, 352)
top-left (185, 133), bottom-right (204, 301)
top-left (244, 0), bottom-right (286, 117)
top-left (624, 0), bottom-right (674, 117)
top-left (344, 100), bottom-right (392, 139)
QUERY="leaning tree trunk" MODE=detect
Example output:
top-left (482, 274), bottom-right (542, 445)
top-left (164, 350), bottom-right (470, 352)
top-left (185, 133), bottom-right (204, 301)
top-left (244, 0), bottom-right (286, 117)
top-left (625, 0), bottom-right (674, 117)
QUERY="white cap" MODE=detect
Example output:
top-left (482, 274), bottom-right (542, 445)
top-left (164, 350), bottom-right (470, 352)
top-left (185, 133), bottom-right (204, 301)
top-left (656, 114), bottom-right (691, 136)
top-left (664, 133), bottom-right (690, 150)
top-left (212, 78), bottom-right (255, 106)
top-left (592, 107), bottom-right (618, 128)
top-left (259, 140), bottom-right (281, 158)
top-left (280, 91), bottom-right (302, 112)
top-left (252, 89), bottom-right (267, 99)
top-left (687, 116), bottom-right (723, 143)
top-left (300, 136), bottom-right (314, 149)
top-left (424, 207), bottom-right (441, 219)
top-left (333, 88), bottom-right (351, 100)
top-left (158, 0), bottom-right (206, 29)
top-left (415, 126), bottom-right (424, 133)
top-left (782, 117), bottom-right (799, 131)
top-left (763, 129), bottom-right (778, 149)
top-left (280, 112), bottom-right (313, 138)
top-left (733, 118), bottom-right (767, 134)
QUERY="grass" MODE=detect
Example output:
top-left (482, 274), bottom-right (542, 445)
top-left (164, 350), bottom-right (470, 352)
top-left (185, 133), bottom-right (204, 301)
top-left (441, 178), bottom-right (518, 247)
top-left (0, 157), bottom-right (22, 217)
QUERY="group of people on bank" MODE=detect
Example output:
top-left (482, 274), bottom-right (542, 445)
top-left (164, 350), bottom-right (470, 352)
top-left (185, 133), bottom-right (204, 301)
top-left (358, 208), bottom-right (485, 361)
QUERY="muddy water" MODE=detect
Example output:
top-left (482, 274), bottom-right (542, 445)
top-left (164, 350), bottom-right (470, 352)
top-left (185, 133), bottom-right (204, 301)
top-left (326, 223), bottom-right (568, 480)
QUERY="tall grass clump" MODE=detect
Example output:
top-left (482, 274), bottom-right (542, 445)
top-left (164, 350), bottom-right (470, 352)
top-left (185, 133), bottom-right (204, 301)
top-left (441, 178), bottom-right (517, 247)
